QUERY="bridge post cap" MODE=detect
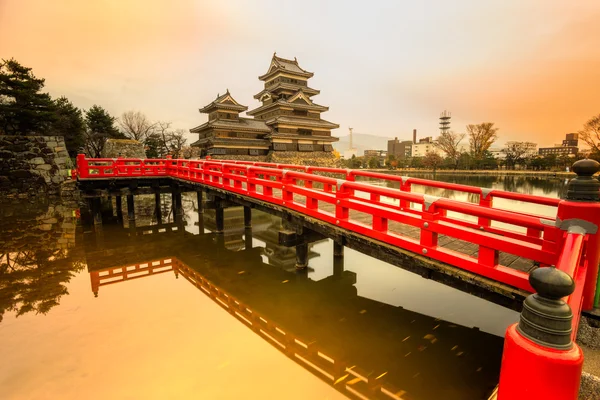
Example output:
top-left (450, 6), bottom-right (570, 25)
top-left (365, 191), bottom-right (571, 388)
top-left (566, 159), bottom-right (600, 201)
top-left (572, 158), bottom-right (600, 177)
top-left (517, 267), bottom-right (575, 349)
top-left (529, 266), bottom-right (575, 300)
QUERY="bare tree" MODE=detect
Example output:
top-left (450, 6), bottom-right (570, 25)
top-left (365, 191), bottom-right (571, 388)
top-left (578, 114), bottom-right (600, 154)
top-left (434, 131), bottom-right (465, 169)
top-left (468, 122), bottom-right (498, 161)
top-left (154, 121), bottom-right (173, 157)
top-left (181, 145), bottom-right (200, 159)
top-left (118, 110), bottom-right (156, 141)
top-left (168, 129), bottom-right (187, 158)
top-left (502, 141), bottom-right (536, 169)
top-left (422, 151), bottom-right (443, 172)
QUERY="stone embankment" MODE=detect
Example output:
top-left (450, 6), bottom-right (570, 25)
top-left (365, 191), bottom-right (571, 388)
top-left (101, 139), bottom-right (146, 158)
top-left (209, 151), bottom-right (341, 168)
top-left (268, 151), bottom-right (341, 168)
top-left (0, 135), bottom-right (70, 198)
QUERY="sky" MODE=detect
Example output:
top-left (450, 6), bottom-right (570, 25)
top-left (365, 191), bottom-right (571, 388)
top-left (1, 0), bottom-right (599, 147)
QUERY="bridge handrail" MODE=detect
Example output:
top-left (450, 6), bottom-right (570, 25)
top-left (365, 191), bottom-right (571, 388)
top-left (77, 155), bottom-right (596, 296)
top-left (558, 230), bottom-right (588, 339)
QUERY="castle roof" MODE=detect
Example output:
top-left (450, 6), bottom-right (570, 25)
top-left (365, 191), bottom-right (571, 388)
top-left (258, 53), bottom-right (314, 81)
top-left (198, 90), bottom-right (248, 113)
top-left (190, 117), bottom-right (271, 134)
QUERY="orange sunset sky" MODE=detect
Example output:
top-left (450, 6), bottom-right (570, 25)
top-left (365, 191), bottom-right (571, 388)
top-left (1, 0), bottom-right (599, 146)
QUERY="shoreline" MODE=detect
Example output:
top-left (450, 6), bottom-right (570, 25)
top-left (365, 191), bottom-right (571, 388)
top-left (362, 168), bottom-right (576, 177)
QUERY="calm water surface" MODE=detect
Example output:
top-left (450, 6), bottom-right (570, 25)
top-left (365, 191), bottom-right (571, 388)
top-left (0, 175), bottom-right (568, 399)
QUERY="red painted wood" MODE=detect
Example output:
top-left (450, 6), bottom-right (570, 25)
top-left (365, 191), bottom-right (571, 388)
top-left (76, 156), bottom-right (592, 314)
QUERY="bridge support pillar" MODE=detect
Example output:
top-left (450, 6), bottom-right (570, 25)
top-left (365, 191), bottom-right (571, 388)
top-left (333, 255), bottom-right (344, 278)
top-left (244, 206), bottom-right (252, 228)
top-left (333, 241), bottom-right (344, 257)
top-left (92, 197), bottom-right (102, 226)
top-left (127, 194), bottom-right (135, 222)
top-left (172, 188), bottom-right (183, 219)
top-left (244, 227), bottom-right (253, 251)
top-left (197, 190), bottom-right (204, 214)
top-left (154, 192), bottom-right (162, 224)
top-left (215, 199), bottom-right (224, 234)
top-left (498, 267), bottom-right (583, 400)
top-left (295, 243), bottom-right (309, 270)
top-left (116, 195), bottom-right (123, 223)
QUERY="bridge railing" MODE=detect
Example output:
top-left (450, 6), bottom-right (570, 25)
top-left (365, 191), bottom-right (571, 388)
top-left (77, 155), bottom-right (600, 308)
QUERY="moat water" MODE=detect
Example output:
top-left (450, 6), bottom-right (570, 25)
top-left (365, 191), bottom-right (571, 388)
top-left (0, 174), bottom-right (568, 399)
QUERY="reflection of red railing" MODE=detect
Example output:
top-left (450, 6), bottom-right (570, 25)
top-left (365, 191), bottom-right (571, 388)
top-left (172, 258), bottom-right (404, 400)
top-left (90, 258), bottom-right (174, 296)
top-left (76, 155), bottom-right (599, 312)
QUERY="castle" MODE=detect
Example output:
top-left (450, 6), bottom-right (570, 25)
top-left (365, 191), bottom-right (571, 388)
top-left (190, 54), bottom-right (339, 165)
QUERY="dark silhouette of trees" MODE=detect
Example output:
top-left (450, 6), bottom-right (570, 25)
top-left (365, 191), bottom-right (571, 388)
top-left (49, 96), bottom-right (86, 156)
top-left (83, 105), bottom-right (124, 157)
top-left (0, 58), bottom-right (56, 135)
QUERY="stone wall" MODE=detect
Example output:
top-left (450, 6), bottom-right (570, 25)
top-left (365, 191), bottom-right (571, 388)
top-left (0, 136), bottom-right (70, 198)
top-left (268, 151), bottom-right (341, 168)
top-left (209, 151), bottom-right (341, 168)
top-left (102, 139), bottom-right (146, 158)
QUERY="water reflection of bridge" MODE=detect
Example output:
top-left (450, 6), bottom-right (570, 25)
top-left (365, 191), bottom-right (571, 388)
top-left (84, 206), bottom-right (502, 400)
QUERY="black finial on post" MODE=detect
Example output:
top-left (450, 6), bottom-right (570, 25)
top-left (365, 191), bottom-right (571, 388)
top-left (566, 159), bottom-right (600, 201)
top-left (517, 267), bottom-right (575, 349)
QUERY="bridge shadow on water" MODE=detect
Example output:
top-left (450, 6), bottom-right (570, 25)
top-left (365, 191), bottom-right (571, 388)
top-left (81, 192), bottom-right (510, 400)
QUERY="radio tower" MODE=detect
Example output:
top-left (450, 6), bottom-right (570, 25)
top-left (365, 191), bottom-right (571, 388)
top-left (439, 110), bottom-right (451, 135)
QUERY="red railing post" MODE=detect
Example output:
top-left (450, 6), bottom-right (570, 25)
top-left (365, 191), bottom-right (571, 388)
top-left (498, 267), bottom-right (583, 400)
top-left (247, 167), bottom-right (256, 195)
top-left (76, 154), bottom-right (89, 179)
top-left (399, 177), bottom-right (411, 210)
top-left (478, 189), bottom-right (493, 229)
top-left (420, 195), bottom-right (440, 250)
top-left (281, 170), bottom-right (293, 204)
top-left (557, 159), bottom-right (600, 310)
top-left (335, 181), bottom-right (350, 223)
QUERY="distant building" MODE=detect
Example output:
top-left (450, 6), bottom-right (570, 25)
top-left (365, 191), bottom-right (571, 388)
top-left (387, 138), bottom-right (412, 158)
top-left (538, 133), bottom-right (579, 157)
top-left (364, 150), bottom-right (387, 157)
top-left (387, 129), bottom-right (417, 158)
top-left (411, 141), bottom-right (443, 158)
top-left (489, 148), bottom-right (505, 160)
top-left (342, 149), bottom-right (358, 159)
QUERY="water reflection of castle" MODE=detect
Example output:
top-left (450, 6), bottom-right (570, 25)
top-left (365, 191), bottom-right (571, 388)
top-left (82, 199), bottom-right (504, 400)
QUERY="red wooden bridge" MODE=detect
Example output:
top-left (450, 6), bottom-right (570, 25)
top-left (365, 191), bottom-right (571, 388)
top-left (76, 154), bottom-right (600, 399)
